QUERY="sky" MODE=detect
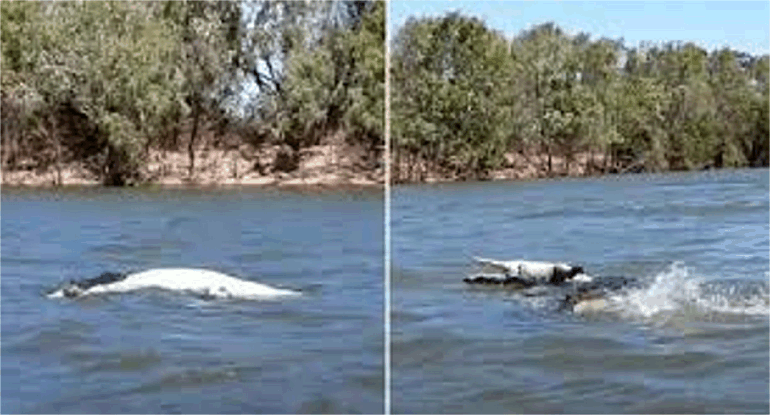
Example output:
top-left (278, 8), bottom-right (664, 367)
top-left (389, 1), bottom-right (770, 56)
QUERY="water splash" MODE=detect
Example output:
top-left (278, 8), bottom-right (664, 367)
top-left (606, 262), bottom-right (769, 322)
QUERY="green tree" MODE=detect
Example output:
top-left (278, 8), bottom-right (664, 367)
top-left (510, 23), bottom-right (573, 174)
top-left (240, 1), bottom-right (384, 169)
top-left (392, 13), bottom-right (512, 180)
top-left (0, 1), bottom-right (241, 184)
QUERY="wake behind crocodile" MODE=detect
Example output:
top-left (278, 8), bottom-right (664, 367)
top-left (464, 258), bottom-right (769, 322)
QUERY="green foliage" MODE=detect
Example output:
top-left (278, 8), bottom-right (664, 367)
top-left (344, 0), bottom-right (385, 151)
top-left (279, 43), bottom-right (337, 150)
top-left (273, 1), bottom-right (384, 160)
top-left (2, 2), bottom-right (186, 182)
top-left (97, 112), bottom-right (142, 185)
top-left (392, 14), bottom-right (769, 181)
top-left (3, 4), bottom-right (766, 185)
top-left (1, 1), bottom-right (242, 184)
top-left (2, 0), bottom-right (384, 184)
top-left (392, 13), bottom-right (512, 179)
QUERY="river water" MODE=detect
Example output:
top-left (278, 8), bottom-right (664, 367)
top-left (392, 168), bottom-right (769, 414)
top-left (1, 187), bottom-right (383, 414)
top-left (2, 169), bottom-right (768, 414)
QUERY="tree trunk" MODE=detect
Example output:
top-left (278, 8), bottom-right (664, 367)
top-left (407, 152), bottom-right (413, 183)
top-left (564, 150), bottom-right (572, 176)
top-left (231, 148), bottom-right (238, 179)
top-left (1, 104), bottom-right (7, 169)
top-left (587, 146), bottom-right (594, 175)
top-left (393, 143), bottom-right (400, 183)
top-left (172, 122), bottom-right (179, 150)
top-left (51, 116), bottom-right (62, 186)
top-left (714, 138), bottom-right (725, 168)
top-left (188, 102), bottom-right (200, 178)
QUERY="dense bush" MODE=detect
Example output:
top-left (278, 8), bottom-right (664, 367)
top-left (392, 15), bottom-right (769, 182)
top-left (1, 0), bottom-right (384, 185)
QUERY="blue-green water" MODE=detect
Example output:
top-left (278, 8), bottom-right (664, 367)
top-left (392, 169), bottom-right (769, 413)
top-left (2, 187), bottom-right (383, 414)
top-left (3, 169), bottom-right (769, 414)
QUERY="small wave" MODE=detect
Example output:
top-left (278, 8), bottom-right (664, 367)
top-left (606, 262), bottom-right (769, 321)
top-left (132, 366), bottom-right (242, 394)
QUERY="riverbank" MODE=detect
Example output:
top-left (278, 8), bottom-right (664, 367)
top-left (1, 141), bottom-right (384, 189)
top-left (392, 150), bottom-right (626, 184)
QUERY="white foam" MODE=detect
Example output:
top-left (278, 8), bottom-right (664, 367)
top-left (48, 268), bottom-right (300, 299)
top-left (606, 262), bottom-right (769, 320)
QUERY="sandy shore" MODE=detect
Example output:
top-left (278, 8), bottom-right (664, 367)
top-left (1, 143), bottom-right (384, 189)
top-left (1, 146), bottom-right (643, 188)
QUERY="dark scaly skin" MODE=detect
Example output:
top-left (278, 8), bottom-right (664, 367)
top-left (464, 271), bottom-right (644, 312)
top-left (59, 272), bottom-right (128, 298)
top-left (71, 272), bottom-right (128, 290)
top-left (462, 275), bottom-right (537, 288)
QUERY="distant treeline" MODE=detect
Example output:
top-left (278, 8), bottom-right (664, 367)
top-left (392, 14), bottom-right (769, 182)
top-left (1, 0), bottom-right (383, 185)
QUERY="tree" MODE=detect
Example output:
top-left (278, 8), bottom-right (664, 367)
top-left (2, 2), bottom-right (179, 183)
top-left (511, 23), bottom-right (586, 174)
top-left (392, 13), bottom-right (511, 180)
top-left (229, 1), bottom-right (384, 170)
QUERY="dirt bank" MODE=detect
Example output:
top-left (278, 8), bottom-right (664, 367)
top-left (392, 150), bottom-right (626, 184)
top-left (1, 140), bottom-right (384, 189)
